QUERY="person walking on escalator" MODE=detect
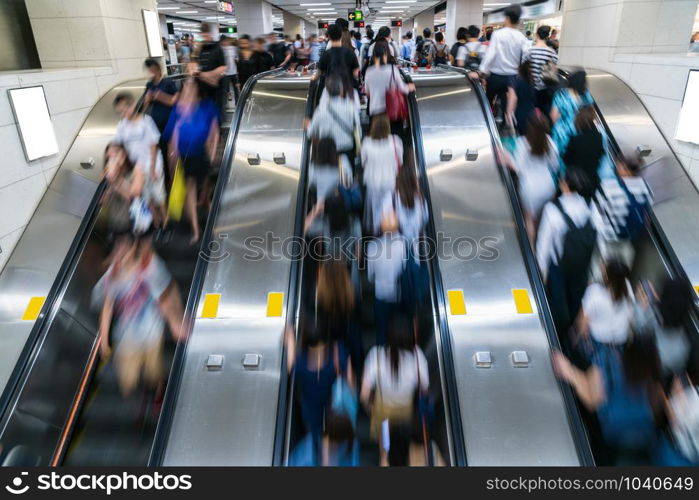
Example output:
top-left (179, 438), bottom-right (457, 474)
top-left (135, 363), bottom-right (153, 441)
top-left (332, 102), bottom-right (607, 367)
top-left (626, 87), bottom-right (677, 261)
top-left (284, 319), bottom-right (353, 442)
top-left (554, 334), bottom-right (663, 464)
top-left (526, 25), bottom-right (558, 118)
top-left (361, 312), bottom-right (429, 464)
top-left (102, 143), bottom-right (144, 237)
top-left (164, 78), bottom-right (219, 243)
top-left (414, 27), bottom-right (435, 68)
top-left (563, 106), bottom-right (605, 200)
top-left (317, 23), bottom-right (360, 98)
top-left (471, 4), bottom-right (530, 116)
top-left (143, 58), bottom-right (178, 188)
top-left (550, 68), bottom-right (594, 175)
top-left (91, 234), bottom-right (184, 398)
top-left (362, 114), bottom-right (403, 235)
top-left (506, 112), bottom-right (559, 244)
top-left (536, 168), bottom-right (603, 340)
top-left (431, 32), bottom-right (449, 66)
top-left (191, 22), bottom-right (227, 125)
top-left (454, 25), bottom-right (486, 70)
top-left (112, 93), bottom-right (167, 228)
top-left (364, 41), bottom-right (415, 135)
top-left (505, 60), bottom-right (537, 136)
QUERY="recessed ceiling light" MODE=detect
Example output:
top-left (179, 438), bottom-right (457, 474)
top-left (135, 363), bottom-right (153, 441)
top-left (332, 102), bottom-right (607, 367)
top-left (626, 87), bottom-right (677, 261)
top-left (157, 6), bottom-right (180, 10)
top-left (176, 10), bottom-right (198, 14)
top-left (300, 2), bottom-right (331, 5)
top-left (386, 0), bottom-right (416, 2)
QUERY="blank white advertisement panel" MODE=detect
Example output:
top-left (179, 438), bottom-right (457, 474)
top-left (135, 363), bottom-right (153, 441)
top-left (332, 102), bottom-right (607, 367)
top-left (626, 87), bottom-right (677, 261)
top-left (8, 86), bottom-right (59, 162)
top-left (676, 69), bottom-right (699, 145)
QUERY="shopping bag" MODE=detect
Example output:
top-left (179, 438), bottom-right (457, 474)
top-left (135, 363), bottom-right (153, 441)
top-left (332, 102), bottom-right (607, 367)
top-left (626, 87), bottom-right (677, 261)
top-left (168, 160), bottom-right (186, 221)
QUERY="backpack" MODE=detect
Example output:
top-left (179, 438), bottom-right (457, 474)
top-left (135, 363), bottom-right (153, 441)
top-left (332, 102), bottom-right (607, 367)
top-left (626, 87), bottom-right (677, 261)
top-left (434, 43), bottom-right (448, 63)
top-left (465, 43), bottom-right (483, 71)
top-left (418, 40), bottom-right (433, 66)
top-left (449, 41), bottom-right (464, 63)
top-left (554, 198), bottom-right (597, 281)
top-left (616, 179), bottom-right (650, 240)
top-left (595, 346), bottom-right (658, 450)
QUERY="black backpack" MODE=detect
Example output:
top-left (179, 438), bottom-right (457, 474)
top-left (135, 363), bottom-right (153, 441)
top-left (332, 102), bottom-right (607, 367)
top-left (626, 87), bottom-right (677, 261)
top-left (554, 198), bottom-right (597, 279)
top-left (418, 40), bottom-right (433, 66)
top-left (449, 41), bottom-right (464, 63)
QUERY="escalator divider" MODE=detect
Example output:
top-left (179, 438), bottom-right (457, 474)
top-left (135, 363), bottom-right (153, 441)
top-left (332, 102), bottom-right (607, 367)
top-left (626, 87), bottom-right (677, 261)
top-left (148, 68), bottom-right (286, 466)
top-left (443, 65), bottom-right (594, 466)
top-left (402, 70), bottom-right (468, 466)
top-left (272, 78), bottom-right (319, 466)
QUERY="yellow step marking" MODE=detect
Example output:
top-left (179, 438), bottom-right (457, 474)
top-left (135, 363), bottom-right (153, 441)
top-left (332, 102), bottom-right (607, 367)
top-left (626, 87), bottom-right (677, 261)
top-left (694, 286), bottom-right (699, 298)
top-left (22, 296), bottom-right (46, 321)
top-left (447, 290), bottom-right (467, 315)
top-left (201, 293), bottom-right (221, 318)
top-left (512, 289), bottom-right (533, 314)
top-left (266, 292), bottom-right (284, 317)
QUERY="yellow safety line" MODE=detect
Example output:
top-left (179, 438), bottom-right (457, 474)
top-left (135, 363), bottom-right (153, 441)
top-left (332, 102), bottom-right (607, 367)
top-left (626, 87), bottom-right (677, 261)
top-left (266, 292), bottom-right (284, 317)
top-left (201, 293), bottom-right (221, 318)
top-left (512, 289), bottom-right (533, 314)
top-left (447, 290), bottom-right (467, 315)
top-left (22, 296), bottom-right (46, 321)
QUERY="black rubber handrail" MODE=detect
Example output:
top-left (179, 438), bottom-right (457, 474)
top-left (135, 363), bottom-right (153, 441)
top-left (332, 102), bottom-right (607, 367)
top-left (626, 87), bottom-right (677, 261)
top-left (272, 77), bottom-right (319, 466)
top-left (402, 70), bottom-right (468, 466)
top-left (0, 80), bottom-right (160, 430)
top-left (444, 65), bottom-right (595, 466)
top-left (148, 68), bottom-right (285, 465)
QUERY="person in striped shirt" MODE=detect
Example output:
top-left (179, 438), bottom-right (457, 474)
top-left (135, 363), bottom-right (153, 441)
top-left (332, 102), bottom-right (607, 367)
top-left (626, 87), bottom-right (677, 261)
top-left (526, 25), bottom-right (559, 117)
top-left (595, 156), bottom-right (653, 268)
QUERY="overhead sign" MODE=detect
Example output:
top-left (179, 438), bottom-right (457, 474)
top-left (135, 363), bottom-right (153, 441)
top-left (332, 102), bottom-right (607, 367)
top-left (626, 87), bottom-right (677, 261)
top-left (218, 1), bottom-right (233, 13)
top-left (391, 20), bottom-right (402, 27)
top-left (318, 21), bottom-right (329, 29)
top-left (348, 9), bottom-right (363, 22)
top-left (353, 21), bottom-right (365, 28)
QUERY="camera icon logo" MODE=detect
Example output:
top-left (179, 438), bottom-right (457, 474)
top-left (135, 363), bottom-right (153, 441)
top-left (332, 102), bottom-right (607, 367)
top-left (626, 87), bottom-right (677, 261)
top-left (5, 472), bottom-right (29, 495)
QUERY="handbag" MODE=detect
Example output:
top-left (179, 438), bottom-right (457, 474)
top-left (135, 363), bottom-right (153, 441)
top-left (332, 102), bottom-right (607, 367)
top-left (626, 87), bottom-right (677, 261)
top-left (167, 159), bottom-right (187, 221)
top-left (330, 343), bottom-right (358, 429)
top-left (385, 65), bottom-right (408, 122)
top-left (541, 59), bottom-right (559, 86)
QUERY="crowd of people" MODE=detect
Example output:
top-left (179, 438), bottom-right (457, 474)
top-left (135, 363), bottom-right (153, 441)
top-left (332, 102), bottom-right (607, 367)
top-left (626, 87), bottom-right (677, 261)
top-left (93, 10), bottom-right (697, 467)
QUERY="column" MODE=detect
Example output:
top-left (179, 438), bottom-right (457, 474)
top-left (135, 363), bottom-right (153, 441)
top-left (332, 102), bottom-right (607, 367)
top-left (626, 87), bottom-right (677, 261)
top-left (445, 0), bottom-right (484, 46)
top-left (235, 0), bottom-right (273, 38)
top-left (304, 20), bottom-right (317, 38)
top-left (282, 10), bottom-right (304, 37)
top-left (414, 9), bottom-right (435, 38)
top-left (402, 17), bottom-right (415, 37)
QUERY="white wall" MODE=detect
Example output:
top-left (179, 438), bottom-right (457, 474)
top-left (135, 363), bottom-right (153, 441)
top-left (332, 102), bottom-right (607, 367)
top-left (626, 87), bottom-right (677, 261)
top-left (0, 0), bottom-right (159, 270)
top-left (558, 0), bottom-right (699, 182)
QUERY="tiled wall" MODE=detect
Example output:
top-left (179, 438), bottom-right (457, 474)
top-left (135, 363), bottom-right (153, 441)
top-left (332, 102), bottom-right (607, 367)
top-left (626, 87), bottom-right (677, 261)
top-left (558, 0), bottom-right (699, 183)
top-left (0, 0), bottom-right (158, 271)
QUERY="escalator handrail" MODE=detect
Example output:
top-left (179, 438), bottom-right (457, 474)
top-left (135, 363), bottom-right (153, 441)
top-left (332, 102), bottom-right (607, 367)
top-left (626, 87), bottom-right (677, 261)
top-left (401, 70), bottom-right (468, 466)
top-left (0, 81), bottom-right (159, 433)
top-left (443, 65), bottom-right (595, 466)
top-left (148, 68), bottom-right (285, 465)
top-left (559, 68), bottom-right (699, 314)
top-left (272, 77), bottom-right (319, 466)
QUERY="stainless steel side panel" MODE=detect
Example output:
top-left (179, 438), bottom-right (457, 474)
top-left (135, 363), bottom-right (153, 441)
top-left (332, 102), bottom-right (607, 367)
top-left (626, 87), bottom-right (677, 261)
top-left (162, 74), bottom-right (309, 465)
top-left (584, 69), bottom-right (699, 288)
top-left (412, 69), bottom-right (579, 465)
top-left (0, 81), bottom-right (145, 396)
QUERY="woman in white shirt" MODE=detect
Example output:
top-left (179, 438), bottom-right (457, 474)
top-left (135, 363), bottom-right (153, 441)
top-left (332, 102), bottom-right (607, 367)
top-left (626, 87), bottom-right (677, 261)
top-left (509, 113), bottom-right (559, 244)
top-left (360, 312), bottom-right (429, 459)
top-left (577, 258), bottom-right (634, 347)
top-left (362, 114), bottom-right (403, 235)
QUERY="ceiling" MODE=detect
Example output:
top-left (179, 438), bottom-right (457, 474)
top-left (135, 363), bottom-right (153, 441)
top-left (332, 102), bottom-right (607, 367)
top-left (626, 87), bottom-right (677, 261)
top-left (155, 1), bottom-right (521, 32)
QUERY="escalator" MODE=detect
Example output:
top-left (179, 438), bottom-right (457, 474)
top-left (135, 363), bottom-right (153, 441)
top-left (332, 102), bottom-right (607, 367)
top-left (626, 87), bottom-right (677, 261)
top-left (276, 79), bottom-right (462, 466)
top-left (407, 66), bottom-right (593, 465)
top-left (0, 73), bottom-right (254, 466)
